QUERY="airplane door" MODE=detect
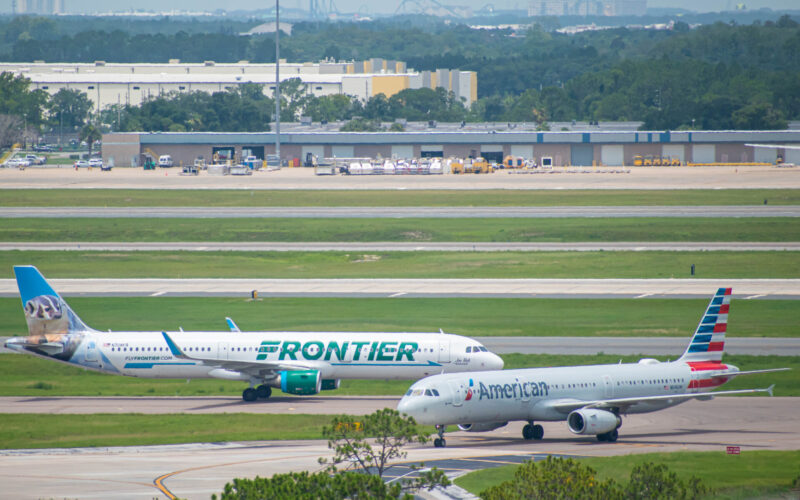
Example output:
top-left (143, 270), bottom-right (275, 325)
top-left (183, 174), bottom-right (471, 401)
top-left (447, 380), bottom-right (464, 407)
top-left (438, 337), bottom-right (451, 363)
top-left (602, 375), bottom-right (613, 399)
top-left (85, 340), bottom-right (98, 362)
top-left (218, 342), bottom-right (229, 360)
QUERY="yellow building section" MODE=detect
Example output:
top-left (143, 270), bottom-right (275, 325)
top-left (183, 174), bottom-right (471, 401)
top-left (371, 75), bottom-right (410, 97)
top-left (469, 71), bottom-right (477, 104)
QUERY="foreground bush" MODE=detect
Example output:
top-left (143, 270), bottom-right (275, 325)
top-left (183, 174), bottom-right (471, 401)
top-left (481, 456), bottom-right (707, 500)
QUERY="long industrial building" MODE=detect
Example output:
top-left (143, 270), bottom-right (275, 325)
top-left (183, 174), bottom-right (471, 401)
top-left (1, 59), bottom-right (478, 112)
top-left (101, 126), bottom-right (800, 168)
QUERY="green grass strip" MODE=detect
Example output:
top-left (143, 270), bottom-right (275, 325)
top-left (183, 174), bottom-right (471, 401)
top-left (2, 250), bottom-right (799, 279)
top-left (1, 297), bottom-right (798, 338)
top-left (2, 189), bottom-right (799, 207)
top-left (0, 413), bottom-right (332, 449)
top-left (3, 217), bottom-right (799, 242)
top-left (455, 451), bottom-right (800, 498)
top-left (3, 354), bottom-right (796, 397)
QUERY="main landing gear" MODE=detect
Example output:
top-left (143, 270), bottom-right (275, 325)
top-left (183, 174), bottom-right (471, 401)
top-left (596, 429), bottom-right (618, 442)
top-left (433, 425), bottom-right (446, 448)
top-left (242, 384), bottom-right (272, 402)
top-left (522, 422), bottom-right (544, 440)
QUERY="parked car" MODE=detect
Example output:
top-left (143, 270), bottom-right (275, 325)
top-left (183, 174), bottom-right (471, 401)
top-left (88, 158), bottom-right (103, 169)
top-left (33, 144), bottom-right (52, 152)
top-left (158, 155), bottom-right (174, 167)
top-left (74, 159), bottom-right (89, 169)
top-left (25, 154), bottom-right (46, 165)
top-left (4, 158), bottom-right (30, 168)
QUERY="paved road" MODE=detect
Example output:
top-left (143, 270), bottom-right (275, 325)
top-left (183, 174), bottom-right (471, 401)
top-left (2, 205), bottom-right (799, 218)
top-left (1, 398), bottom-right (797, 499)
top-left (1, 278), bottom-right (798, 299)
top-left (3, 241), bottom-right (800, 252)
top-left (476, 336), bottom-right (800, 356)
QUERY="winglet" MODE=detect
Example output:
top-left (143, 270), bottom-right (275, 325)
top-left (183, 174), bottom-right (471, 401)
top-left (162, 332), bottom-right (186, 358)
top-left (226, 317), bottom-right (241, 332)
top-left (767, 384), bottom-right (775, 397)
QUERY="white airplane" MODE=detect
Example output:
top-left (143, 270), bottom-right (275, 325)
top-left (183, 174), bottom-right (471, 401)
top-left (398, 288), bottom-right (787, 447)
top-left (5, 266), bottom-right (503, 401)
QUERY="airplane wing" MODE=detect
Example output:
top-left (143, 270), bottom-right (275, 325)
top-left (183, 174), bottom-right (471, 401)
top-left (547, 385), bottom-right (774, 414)
top-left (161, 332), bottom-right (318, 377)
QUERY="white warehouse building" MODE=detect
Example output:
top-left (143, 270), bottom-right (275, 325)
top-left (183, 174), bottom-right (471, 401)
top-left (0, 60), bottom-right (478, 113)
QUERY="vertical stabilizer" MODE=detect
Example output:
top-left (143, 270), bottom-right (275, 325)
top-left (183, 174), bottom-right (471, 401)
top-left (678, 288), bottom-right (731, 363)
top-left (14, 265), bottom-right (91, 337)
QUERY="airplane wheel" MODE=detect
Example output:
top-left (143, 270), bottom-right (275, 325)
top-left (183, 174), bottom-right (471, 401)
top-left (256, 385), bottom-right (272, 399)
top-left (597, 433), bottom-right (608, 442)
top-left (242, 388), bottom-right (257, 402)
top-left (434, 438), bottom-right (446, 448)
top-left (522, 424), bottom-right (535, 440)
top-left (607, 429), bottom-right (618, 442)
top-left (533, 424), bottom-right (544, 440)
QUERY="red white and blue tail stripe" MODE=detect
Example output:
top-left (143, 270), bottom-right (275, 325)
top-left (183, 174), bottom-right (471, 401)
top-left (678, 287), bottom-right (731, 363)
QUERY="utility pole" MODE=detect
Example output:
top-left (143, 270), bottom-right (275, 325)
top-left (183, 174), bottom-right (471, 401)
top-left (275, 0), bottom-right (281, 162)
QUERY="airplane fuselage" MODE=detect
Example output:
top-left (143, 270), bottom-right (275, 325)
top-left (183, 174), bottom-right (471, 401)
top-left (399, 359), bottom-right (739, 426)
top-left (9, 330), bottom-right (502, 382)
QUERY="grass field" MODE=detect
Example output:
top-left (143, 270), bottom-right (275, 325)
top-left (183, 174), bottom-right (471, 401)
top-left (3, 217), bottom-right (800, 242)
top-left (1, 297), bottom-right (798, 338)
top-left (2, 250), bottom-right (799, 279)
top-left (0, 413), bottom-right (333, 449)
top-left (2, 353), bottom-right (796, 397)
top-left (2, 189), bottom-right (799, 207)
top-left (454, 451), bottom-right (800, 499)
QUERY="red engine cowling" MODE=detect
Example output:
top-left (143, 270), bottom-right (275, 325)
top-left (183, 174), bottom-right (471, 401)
top-left (567, 409), bottom-right (620, 435)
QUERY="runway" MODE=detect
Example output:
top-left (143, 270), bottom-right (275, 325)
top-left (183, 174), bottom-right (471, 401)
top-left (3, 241), bottom-right (799, 252)
top-left (2, 205), bottom-right (800, 218)
top-left (1, 277), bottom-right (798, 298)
top-left (1, 397), bottom-right (797, 499)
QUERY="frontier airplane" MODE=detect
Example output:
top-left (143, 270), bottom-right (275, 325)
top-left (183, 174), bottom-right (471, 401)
top-left (399, 288), bottom-right (786, 447)
top-left (6, 266), bottom-right (503, 401)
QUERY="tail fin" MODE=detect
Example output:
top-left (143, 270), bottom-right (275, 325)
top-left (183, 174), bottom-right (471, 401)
top-left (14, 265), bottom-right (91, 336)
top-left (678, 287), bottom-right (731, 363)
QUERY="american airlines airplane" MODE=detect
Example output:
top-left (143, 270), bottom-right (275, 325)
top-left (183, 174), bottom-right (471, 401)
top-left (5, 266), bottom-right (503, 401)
top-left (398, 288), bottom-right (786, 447)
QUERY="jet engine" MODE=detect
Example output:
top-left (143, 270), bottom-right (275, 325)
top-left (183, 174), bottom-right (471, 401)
top-left (279, 370), bottom-right (321, 395)
top-left (567, 409), bottom-right (620, 435)
top-left (457, 422), bottom-right (508, 432)
top-left (320, 379), bottom-right (340, 391)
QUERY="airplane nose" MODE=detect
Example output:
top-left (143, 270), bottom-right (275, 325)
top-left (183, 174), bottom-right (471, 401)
top-left (397, 397), bottom-right (412, 415)
top-left (489, 353), bottom-right (504, 370)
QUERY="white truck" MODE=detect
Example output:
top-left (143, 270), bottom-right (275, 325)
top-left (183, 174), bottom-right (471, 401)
top-left (25, 154), bottom-right (45, 165)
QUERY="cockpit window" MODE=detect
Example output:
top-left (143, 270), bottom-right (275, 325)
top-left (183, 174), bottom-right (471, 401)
top-left (412, 389), bottom-right (424, 396)
top-left (479, 346), bottom-right (488, 352)
top-left (405, 389), bottom-right (413, 396)
top-left (466, 346), bottom-right (472, 353)
top-left (431, 389), bottom-right (440, 396)
top-left (424, 389), bottom-right (432, 396)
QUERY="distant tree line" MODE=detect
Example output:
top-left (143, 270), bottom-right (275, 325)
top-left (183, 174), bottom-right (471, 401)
top-left (1, 15), bottom-right (798, 133)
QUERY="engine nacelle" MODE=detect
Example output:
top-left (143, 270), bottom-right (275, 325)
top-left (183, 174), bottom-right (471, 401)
top-left (279, 370), bottom-right (321, 395)
top-left (320, 379), bottom-right (340, 391)
top-left (567, 409), bottom-right (621, 435)
top-left (457, 422), bottom-right (508, 432)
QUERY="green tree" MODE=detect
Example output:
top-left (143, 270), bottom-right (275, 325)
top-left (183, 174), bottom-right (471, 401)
top-left (47, 88), bottom-right (92, 131)
top-left (215, 470), bottom-right (410, 500)
top-left (319, 408), bottom-right (449, 492)
top-left (78, 123), bottom-right (101, 156)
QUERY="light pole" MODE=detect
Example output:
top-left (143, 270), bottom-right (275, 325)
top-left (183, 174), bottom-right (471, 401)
top-left (275, 0), bottom-right (281, 162)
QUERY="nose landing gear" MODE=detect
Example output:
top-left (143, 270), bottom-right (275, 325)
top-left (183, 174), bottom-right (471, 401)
top-left (433, 425), bottom-right (447, 448)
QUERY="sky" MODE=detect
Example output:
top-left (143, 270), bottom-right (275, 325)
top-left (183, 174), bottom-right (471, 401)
top-left (10, 0), bottom-right (800, 15)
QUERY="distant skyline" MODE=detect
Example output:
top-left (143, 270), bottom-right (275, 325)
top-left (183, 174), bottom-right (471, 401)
top-left (6, 0), bottom-right (800, 15)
